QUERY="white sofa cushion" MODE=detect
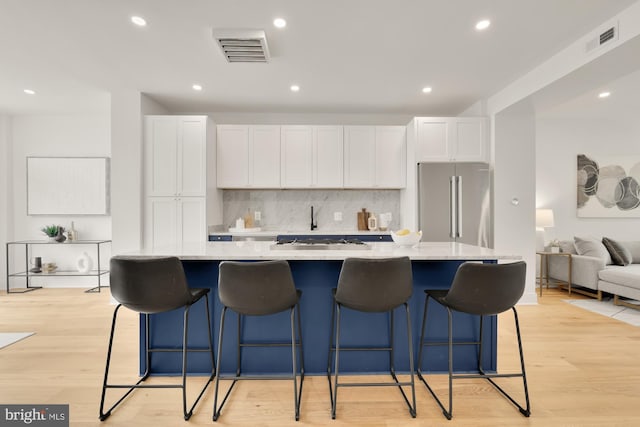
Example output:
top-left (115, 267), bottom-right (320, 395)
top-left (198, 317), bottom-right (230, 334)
top-left (574, 236), bottom-right (612, 265)
top-left (598, 265), bottom-right (640, 289)
top-left (622, 241), bottom-right (640, 263)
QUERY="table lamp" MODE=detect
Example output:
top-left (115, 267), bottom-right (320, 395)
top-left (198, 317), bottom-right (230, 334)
top-left (535, 209), bottom-right (554, 252)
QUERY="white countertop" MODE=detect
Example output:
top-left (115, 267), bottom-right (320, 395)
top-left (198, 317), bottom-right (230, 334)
top-left (209, 230), bottom-right (392, 237)
top-left (126, 241), bottom-right (519, 261)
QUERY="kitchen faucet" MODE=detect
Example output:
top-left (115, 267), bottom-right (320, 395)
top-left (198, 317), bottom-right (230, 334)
top-left (310, 205), bottom-right (318, 231)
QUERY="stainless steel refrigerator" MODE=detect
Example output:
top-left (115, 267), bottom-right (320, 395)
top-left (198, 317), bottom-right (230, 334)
top-left (418, 162), bottom-right (492, 247)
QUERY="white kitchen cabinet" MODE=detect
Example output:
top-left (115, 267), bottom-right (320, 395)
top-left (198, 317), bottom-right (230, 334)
top-left (144, 197), bottom-right (206, 248)
top-left (313, 125), bottom-right (343, 187)
top-left (144, 115), bottom-right (217, 249)
top-left (416, 117), bottom-right (486, 162)
top-left (344, 126), bottom-right (406, 188)
top-left (375, 126), bottom-right (406, 188)
top-left (216, 125), bottom-right (249, 187)
top-left (250, 125), bottom-right (281, 187)
top-left (145, 116), bottom-right (207, 197)
top-left (344, 126), bottom-right (376, 188)
top-left (217, 125), bottom-right (280, 188)
top-left (281, 126), bottom-right (313, 187)
top-left (281, 125), bottom-right (343, 188)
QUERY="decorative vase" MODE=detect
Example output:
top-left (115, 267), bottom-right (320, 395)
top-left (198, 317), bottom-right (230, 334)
top-left (67, 221), bottom-right (78, 241)
top-left (54, 228), bottom-right (66, 243)
top-left (76, 252), bottom-right (93, 273)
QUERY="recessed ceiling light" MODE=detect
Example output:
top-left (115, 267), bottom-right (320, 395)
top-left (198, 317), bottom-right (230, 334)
top-left (290, 85), bottom-right (300, 92)
top-left (23, 89), bottom-right (35, 95)
top-left (131, 16), bottom-right (147, 27)
top-left (274, 18), bottom-right (287, 28)
top-left (422, 87), bottom-right (432, 94)
top-left (598, 91), bottom-right (611, 98)
top-left (475, 19), bottom-right (491, 31)
top-left (192, 84), bottom-right (202, 91)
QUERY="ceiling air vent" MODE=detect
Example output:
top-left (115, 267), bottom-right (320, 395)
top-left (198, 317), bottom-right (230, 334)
top-left (212, 29), bottom-right (270, 63)
top-left (585, 22), bottom-right (618, 53)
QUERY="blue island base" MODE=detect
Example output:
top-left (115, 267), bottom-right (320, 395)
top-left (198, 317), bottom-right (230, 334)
top-left (142, 259), bottom-right (496, 376)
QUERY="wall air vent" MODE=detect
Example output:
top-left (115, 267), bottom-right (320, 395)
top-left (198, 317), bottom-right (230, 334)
top-left (585, 21), bottom-right (618, 53)
top-left (212, 29), bottom-right (270, 63)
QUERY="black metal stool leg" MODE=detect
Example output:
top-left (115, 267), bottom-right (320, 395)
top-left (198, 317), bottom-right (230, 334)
top-left (331, 303), bottom-right (341, 420)
top-left (326, 297), bottom-right (337, 409)
top-left (213, 307), bottom-right (229, 422)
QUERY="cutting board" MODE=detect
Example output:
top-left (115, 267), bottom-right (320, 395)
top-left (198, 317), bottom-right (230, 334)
top-left (357, 208), bottom-right (369, 231)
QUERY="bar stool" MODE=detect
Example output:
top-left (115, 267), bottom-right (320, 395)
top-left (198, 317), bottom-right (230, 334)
top-left (99, 256), bottom-right (215, 421)
top-left (213, 260), bottom-right (304, 421)
top-left (327, 257), bottom-right (416, 419)
top-left (417, 261), bottom-right (530, 420)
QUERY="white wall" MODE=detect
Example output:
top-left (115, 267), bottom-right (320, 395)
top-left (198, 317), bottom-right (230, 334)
top-left (493, 104), bottom-right (537, 304)
top-left (110, 90), bottom-right (144, 254)
top-left (0, 115), bottom-right (12, 290)
top-left (536, 117), bottom-right (640, 242)
top-left (8, 113), bottom-right (111, 289)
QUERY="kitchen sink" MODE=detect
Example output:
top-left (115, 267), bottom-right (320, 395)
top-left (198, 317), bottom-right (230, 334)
top-left (270, 238), bottom-right (371, 250)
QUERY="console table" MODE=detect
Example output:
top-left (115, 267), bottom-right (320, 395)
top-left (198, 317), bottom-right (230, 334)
top-left (5, 240), bottom-right (111, 293)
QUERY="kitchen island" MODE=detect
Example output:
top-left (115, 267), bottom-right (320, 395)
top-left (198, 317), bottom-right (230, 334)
top-left (130, 241), bottom-right (519, 376)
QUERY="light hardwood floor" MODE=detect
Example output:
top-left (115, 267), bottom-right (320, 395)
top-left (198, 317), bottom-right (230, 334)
top-left (1, 287), bottom-right (639, 426)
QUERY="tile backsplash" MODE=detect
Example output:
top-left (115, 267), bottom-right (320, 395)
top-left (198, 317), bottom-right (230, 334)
top-left (223, 190), bottom-right (400, 232)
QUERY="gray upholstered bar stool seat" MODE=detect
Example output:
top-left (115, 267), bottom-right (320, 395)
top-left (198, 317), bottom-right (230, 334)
top-left (327, 256), bottom-right (417, 419)
top-left (417, 261), bottom-right (530, 420)
top-left (99, 256), bottom-right (215, 421)
top-left (213, 260), bottom-right (304, 422)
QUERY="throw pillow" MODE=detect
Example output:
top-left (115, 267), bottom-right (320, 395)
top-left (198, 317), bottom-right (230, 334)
top-left (574, 236), bottom-right (612, 265)
top-left (558, 240), bottom-right (577, 254)
top-left (602, 237), bottom-right (633, 266)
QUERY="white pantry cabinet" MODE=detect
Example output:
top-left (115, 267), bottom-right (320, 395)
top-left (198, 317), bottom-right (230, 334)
top-left (145, 116), bottom-right (207, 197)
top-left (344, 126), bottom-right (406, 188)
top-left (144, 115), bottom-right (214, 249)
top-left (415, 117), bottom-right (486, 162)
top-left (144, 197), bottom-right (206, 248)
top-left (281, 125), bottom-right (343, 188)
top-left (217, 125), bottom-right (280, 188)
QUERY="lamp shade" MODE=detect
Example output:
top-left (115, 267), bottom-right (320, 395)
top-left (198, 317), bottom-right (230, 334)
top-left (536, 209), bottom-right (555, 228)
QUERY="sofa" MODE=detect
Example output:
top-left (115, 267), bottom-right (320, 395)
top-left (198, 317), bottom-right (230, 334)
top-left (546, 237), bottom-right (640, 309)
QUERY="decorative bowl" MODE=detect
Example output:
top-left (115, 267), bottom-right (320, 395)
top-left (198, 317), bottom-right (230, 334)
top-left (390, 230), bottom-right (422, 247)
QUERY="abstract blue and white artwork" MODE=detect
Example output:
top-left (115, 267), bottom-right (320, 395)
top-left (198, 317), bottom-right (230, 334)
top-left (577, 154), bottom-right (640, 218)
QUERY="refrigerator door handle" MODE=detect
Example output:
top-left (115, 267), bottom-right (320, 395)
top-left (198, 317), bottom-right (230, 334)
top-left (449, 176), bottom-right (456, 238)
top-left (457, 176), bottom-right (463, 238)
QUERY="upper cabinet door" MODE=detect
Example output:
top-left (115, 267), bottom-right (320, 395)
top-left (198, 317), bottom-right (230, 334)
top-left (344, 126), bottom-right (375, 188)
top-left (178, 117), bottom-right (207, 196)
top-left (145, 117), bottom-right (178, 196)
top-left (281, 125), bottom-right (313, 188)
top-left (314, 126), bottom-right (343, 188)
top-left (453, 118), bottom-right (486, 162)
top-left (217, 125), bottom-right (250, 188)
top-left (250, 125), bottom-right (281, 188)
top-left (415, 117), bottom-right (486, 162)
top-left (416, 118), bottom-right (452, 162)
top-left (375, 126), bottom-right (406, 188)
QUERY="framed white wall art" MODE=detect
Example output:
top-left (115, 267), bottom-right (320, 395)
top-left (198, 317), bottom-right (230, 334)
top-left (27, 157), bottom-right (110, 215)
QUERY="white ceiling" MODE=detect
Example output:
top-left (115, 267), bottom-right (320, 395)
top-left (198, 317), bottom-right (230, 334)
top-left (0, 0), bottom-right (637, 116)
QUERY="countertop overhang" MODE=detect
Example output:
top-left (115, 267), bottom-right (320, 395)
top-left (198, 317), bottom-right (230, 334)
top-left (127, 241), bottom-right (520, 261)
